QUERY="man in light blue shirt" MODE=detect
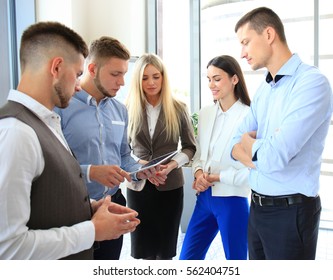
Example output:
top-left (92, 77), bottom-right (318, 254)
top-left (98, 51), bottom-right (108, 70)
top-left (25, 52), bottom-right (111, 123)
top-left (231, 7), bottom-right (333, 260)
top-left (58, 91), bottom-right (139, 199)
top-left (56, 36), bottom-right (164, 260)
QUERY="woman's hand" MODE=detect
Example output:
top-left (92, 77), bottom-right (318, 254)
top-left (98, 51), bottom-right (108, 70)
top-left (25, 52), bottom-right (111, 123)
top-left (148, 160), bottom-right (178, 186)
top-left (193, 169), bottom-right (218, 194)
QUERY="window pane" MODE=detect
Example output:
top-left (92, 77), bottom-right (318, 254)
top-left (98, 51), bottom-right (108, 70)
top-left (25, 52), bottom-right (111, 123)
top-left (319, 0), bottom-right (333, 228)
top-left (157, 0), bottom-right (191, 110)
top-left (200, 0), bottom-right (315, 106)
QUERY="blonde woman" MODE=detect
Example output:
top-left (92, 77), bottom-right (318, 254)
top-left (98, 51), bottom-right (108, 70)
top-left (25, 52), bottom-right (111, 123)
top-left (126, 53), bottom-right (196, 260)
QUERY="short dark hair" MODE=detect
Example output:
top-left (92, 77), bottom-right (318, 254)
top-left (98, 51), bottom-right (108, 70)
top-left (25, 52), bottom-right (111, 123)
top-left (207, 55), bottom-right (251, 106)
top-left (235, 7), bottom-right (286, 43)
top-left (20, 21), bottom-right (88, 70)
top-left (88, 36), bottom-right (130, 64)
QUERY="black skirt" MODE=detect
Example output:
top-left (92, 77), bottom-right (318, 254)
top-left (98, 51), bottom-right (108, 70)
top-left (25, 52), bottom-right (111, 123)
top-left (126, 180), bottom-right (183, 259)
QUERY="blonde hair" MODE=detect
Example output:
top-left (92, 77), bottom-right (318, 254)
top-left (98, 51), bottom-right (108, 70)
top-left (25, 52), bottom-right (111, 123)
top-left (126, 53), bottom-right (185, 142)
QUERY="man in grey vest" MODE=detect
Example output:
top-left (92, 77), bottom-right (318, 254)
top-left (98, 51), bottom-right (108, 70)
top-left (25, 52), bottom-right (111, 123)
top-left (0, 21), bottom-right (140, 260)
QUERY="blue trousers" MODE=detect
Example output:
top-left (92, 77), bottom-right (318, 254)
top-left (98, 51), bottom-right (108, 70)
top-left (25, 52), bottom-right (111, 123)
top-left (179, 188), bottom-right (249, 260)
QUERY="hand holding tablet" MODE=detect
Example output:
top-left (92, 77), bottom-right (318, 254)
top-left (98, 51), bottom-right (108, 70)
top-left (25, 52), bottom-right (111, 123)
top-left (129, 150), bottom-right (178, 175)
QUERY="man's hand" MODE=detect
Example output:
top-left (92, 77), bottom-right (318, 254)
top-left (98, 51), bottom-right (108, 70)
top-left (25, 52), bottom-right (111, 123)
top-left (90, 199), bottom-right (103, 214)
top-left (90, 165), bottom-right (131, 188)
top-left (241, 131), bottom-right (256, 157)
top-left (232, 131), bottom-right (257, 169)
top-left (92, 196), bottom-right (140, 241)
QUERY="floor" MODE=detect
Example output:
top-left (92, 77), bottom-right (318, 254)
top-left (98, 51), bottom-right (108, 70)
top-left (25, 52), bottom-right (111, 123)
top-left (120, 223), bottom-right (333, 260)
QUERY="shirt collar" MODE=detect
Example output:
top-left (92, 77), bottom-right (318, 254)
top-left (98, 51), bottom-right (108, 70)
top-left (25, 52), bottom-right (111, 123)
top-left (216, 99), bottom-right (242, 116)
top-left (7, 89), bottom-right (57, 123)
top-left (74, 90), bottom-right (109, 106)
top-left (266, 73), bottom-right (284, 83)
top-left (71, 90), bottom-right (88, 104)
top-left (145, 100), bottom-right (162, 111)
top-left (265, 53), bottom-right (302, 84)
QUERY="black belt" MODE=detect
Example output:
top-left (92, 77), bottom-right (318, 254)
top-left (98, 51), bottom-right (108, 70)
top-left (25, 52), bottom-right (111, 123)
top-left (251, 191), bottom-right (316, 207)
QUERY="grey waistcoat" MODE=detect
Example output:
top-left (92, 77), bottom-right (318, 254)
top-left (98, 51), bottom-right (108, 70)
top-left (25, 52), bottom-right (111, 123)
top-left (0, 101), bottom-right (93, 260)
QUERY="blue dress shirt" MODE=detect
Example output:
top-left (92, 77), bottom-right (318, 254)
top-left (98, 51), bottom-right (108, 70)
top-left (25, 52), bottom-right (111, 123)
top-left (56, 90), bottom-right (141, 200)
top-left (231, 54), bottom-right (333, 196)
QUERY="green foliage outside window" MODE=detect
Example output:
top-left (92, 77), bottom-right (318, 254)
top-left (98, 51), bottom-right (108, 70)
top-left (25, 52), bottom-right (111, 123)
top-left (191, 112), bottom-right (198, 137)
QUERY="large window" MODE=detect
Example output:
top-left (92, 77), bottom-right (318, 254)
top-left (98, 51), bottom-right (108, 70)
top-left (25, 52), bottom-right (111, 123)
top-left (156, 0), bottom-right (192, 111)
top-left (318, 0), bottom-right (333, 228)
top-left (200, 0), bottom-right (318, 105)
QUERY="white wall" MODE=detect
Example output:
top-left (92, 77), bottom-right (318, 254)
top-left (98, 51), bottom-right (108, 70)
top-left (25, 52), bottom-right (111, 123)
top-left (71, 0), bottom-right (90, 43)
top-left (36, 0), bottom-right (73, 27)
top-left (36, 0), bottom-right (146, 56)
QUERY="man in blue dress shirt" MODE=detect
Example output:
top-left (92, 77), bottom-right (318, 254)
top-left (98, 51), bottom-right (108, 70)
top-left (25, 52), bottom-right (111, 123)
top-left (231, 7), bottom-right (333, 259)
top-left (56, 36), bottom-right (164, 260)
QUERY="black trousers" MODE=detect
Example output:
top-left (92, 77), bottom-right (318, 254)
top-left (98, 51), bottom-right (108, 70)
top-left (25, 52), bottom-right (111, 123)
top-left (248, 195), bottom-right (321, 260)
top-left (93, 189), bottom-right (126, 260)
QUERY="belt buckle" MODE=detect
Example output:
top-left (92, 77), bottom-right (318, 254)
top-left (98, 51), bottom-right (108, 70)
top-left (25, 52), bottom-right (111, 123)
top-left (252, 192), bottom-right (263, 206)
top-left (258, 195), bottom-right (263, 206)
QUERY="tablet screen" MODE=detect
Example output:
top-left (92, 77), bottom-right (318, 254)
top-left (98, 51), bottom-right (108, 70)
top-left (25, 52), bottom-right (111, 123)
top-left (129, 150), bottom-right (178, 174)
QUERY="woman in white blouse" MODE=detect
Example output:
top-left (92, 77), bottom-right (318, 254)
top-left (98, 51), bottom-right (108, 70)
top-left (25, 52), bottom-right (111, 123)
top-left (179, 55), bottom-right (251, 260)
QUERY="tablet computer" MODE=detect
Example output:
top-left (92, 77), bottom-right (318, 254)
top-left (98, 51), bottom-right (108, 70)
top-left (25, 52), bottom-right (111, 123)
top-left (129, 150), bottom-right (178, 174)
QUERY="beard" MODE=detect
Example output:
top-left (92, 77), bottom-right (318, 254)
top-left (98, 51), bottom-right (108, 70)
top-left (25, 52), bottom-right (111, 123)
top-left (251, 63), bottom-right (262, 71)
top-left (93, 69), bottom-right (115, 98)
top-left (54, 82), bottom-right (71, 108)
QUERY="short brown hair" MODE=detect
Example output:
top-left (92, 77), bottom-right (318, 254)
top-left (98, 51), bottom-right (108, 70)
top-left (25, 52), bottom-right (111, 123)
top-left (235, 7), bottom-right (287, 43)
top-left (87, 36), bottom-right (130, 65)
top-left (20, 21), bottom-right (88, 70)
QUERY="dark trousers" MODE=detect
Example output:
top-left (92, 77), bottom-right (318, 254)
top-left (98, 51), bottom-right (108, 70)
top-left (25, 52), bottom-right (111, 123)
top-left (248, 195), bottom-right (321, 260)
top-left (93, 189), bottom-right (126, 260)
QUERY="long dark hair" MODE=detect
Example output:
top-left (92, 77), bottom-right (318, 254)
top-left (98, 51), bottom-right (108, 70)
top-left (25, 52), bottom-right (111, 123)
top-left (207, 55), bottom-right (251, 106)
